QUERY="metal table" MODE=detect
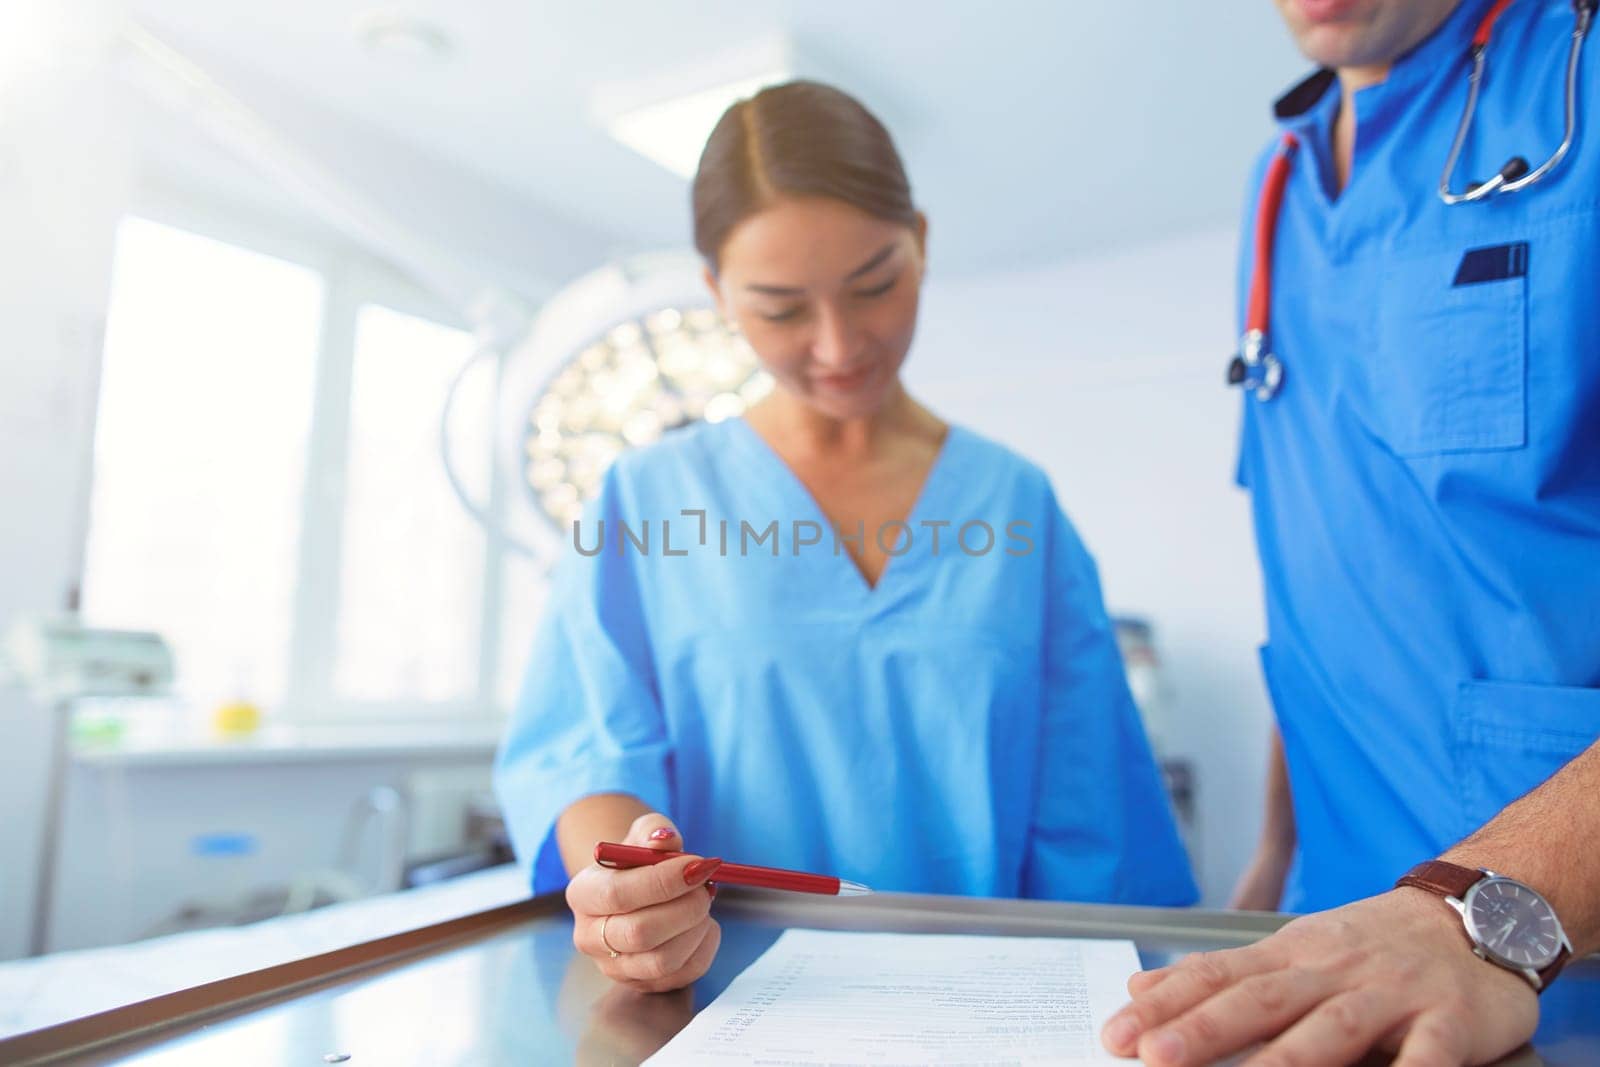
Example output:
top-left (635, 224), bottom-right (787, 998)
top-left (3, 890), bottom-right (1595, 1065)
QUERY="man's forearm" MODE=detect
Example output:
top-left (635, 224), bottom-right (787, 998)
top-left (1260, 727), bottom-right (1297, 854)
top-left (1442, 738), bottom-right (1600, 954)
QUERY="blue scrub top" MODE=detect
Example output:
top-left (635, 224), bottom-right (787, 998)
top-left (496, 418), bottom-right (1197, 906)
top-left (1237, 0), bottom-right (1600, 912)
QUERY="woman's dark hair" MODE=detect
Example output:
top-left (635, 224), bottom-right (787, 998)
top-left (692, 80), bottom-right (917, 270)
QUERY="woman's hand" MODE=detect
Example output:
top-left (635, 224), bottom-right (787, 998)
top-left (564, 812), bottom-right (722, 993)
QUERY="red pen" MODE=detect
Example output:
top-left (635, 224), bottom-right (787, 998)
top-left (594, 842), bottom-right (872, 896)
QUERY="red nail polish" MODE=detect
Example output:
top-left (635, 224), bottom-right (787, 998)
top-left (683, 858), bottom-right (723, 885)
top-left (648, 827), bottom-right (677, 842)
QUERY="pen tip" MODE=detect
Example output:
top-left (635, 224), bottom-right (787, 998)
top-left (836, 880), bottom-right (873, 897)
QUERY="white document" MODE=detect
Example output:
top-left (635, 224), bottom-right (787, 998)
top-left (645, 929), bottom-right (1139, 1066)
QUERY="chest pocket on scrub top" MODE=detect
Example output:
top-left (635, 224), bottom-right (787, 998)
top-left (1452, 679), bottom-right (1600, 841)
top-left (1372, 241), bottom-right (1528, 457)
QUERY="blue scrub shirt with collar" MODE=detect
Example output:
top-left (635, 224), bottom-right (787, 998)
top-left (1235, 0), bottom-right (1600, 913)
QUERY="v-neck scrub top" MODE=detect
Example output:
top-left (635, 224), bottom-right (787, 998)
top-left (495, 418), bottom-right (1197, 905)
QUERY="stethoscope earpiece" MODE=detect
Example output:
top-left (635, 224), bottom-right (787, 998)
top-left (1439, 3), bottom-right (1590, 204)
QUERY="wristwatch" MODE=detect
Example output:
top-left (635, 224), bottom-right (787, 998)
top-left (1396, 860), bottom-right (1573, 992)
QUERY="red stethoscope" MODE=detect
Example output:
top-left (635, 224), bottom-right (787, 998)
top-left (1229, 0), bottom-right (1594, 401)
top-left (1226, 134), bottom-right (1297, 402)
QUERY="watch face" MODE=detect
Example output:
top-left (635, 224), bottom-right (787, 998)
top-left (1463, 878), bottom-right (1563, 970)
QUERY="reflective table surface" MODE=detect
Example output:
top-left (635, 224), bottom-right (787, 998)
top-left (4, 890), bottom-right (1596, 1066)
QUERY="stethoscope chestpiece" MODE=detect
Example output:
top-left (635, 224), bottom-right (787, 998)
top-left (1226, 354), bottom-right (1249, 386)
top-left (1228, 329), bottom-right (1285, 402)
top-left (1257, 353), bottom-right (1285, 401)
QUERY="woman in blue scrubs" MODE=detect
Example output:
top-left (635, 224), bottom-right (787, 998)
top-left (495, 80), bottom-right (1196, 992)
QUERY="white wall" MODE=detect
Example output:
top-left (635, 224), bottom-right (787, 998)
top-left (913, 227), bottom-right (1272, 906)
top-left (0, 66), bottom-right (133, 961)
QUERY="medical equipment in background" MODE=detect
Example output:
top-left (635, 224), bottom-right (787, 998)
top-left (136, 769), bottom-right (503, 938)
top-left (1, 620), bottom-right (172, 699)
top-left (441, 253), bottom-right (771, 564)
top-left (143, 786), bottom-right (408, 938)
top-left (1231, 0), bottom-right (1595, 400)
top-left (0, 618), bottom-right (173, 956)
top-left (1439, 0), bottom-right (1595, 204)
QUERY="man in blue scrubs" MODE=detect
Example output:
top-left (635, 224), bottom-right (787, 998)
top-left (1103, 1), bottom-right (1600, 1063)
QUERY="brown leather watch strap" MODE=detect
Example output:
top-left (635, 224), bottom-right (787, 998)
top-left (1541, 946), bottom-right (1572, 989)
top-left (1397, 860), bottom-right (1571, 993)
top-left (1396, 859), bottom-right (1483, 899)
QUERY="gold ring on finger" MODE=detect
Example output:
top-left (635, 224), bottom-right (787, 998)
top-left (599, 913), bottom-right (621, 959)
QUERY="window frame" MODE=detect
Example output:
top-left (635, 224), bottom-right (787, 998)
top-left (104, 181), bottom-right (512, 728)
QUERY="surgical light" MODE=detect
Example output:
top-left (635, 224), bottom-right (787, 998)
top-left (520, 306), bottom-right (771, 530)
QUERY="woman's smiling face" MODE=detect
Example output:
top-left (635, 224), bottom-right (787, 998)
top-left (707, 195), bottom-right (927, 421)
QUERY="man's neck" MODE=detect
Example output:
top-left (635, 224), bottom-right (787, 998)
top-left (1331, 65), bottom-right (1389, 195)
top-left (1327, 0), bottom-right (1467, 193)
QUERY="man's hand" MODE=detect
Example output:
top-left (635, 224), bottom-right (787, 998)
top-left (1101, 888), bottom-right (1539, 1066)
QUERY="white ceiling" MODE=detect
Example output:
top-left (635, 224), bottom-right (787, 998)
top-left (125, 0), bottom-right (1312, 283)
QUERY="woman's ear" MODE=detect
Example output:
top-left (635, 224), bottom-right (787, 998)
top-left (913, 212), bottom-right (929, 258)
top-left (702, 264), bottom-right (726, 318)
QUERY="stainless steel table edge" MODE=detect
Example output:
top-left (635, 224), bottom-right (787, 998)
top-left (0, 893), bottom-right (1285, 1064)
top-left (708, 889), bottom-right (1294, 944)
top-left (0, 897), bottom-right (558, 1066)
top-left (2, 892), bottom-right (1585, 1067)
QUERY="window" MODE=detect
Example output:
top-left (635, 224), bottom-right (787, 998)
top-left (80, 209), bottom-right (762, 728)
top-left (81, 217), bottom-right (323, 711)
top-left (82, 210), bottom-right (512, 726)
top-left (333, 305), bottom-right (487, 704)
top-left (496, 551), bottom-right (548, 709)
